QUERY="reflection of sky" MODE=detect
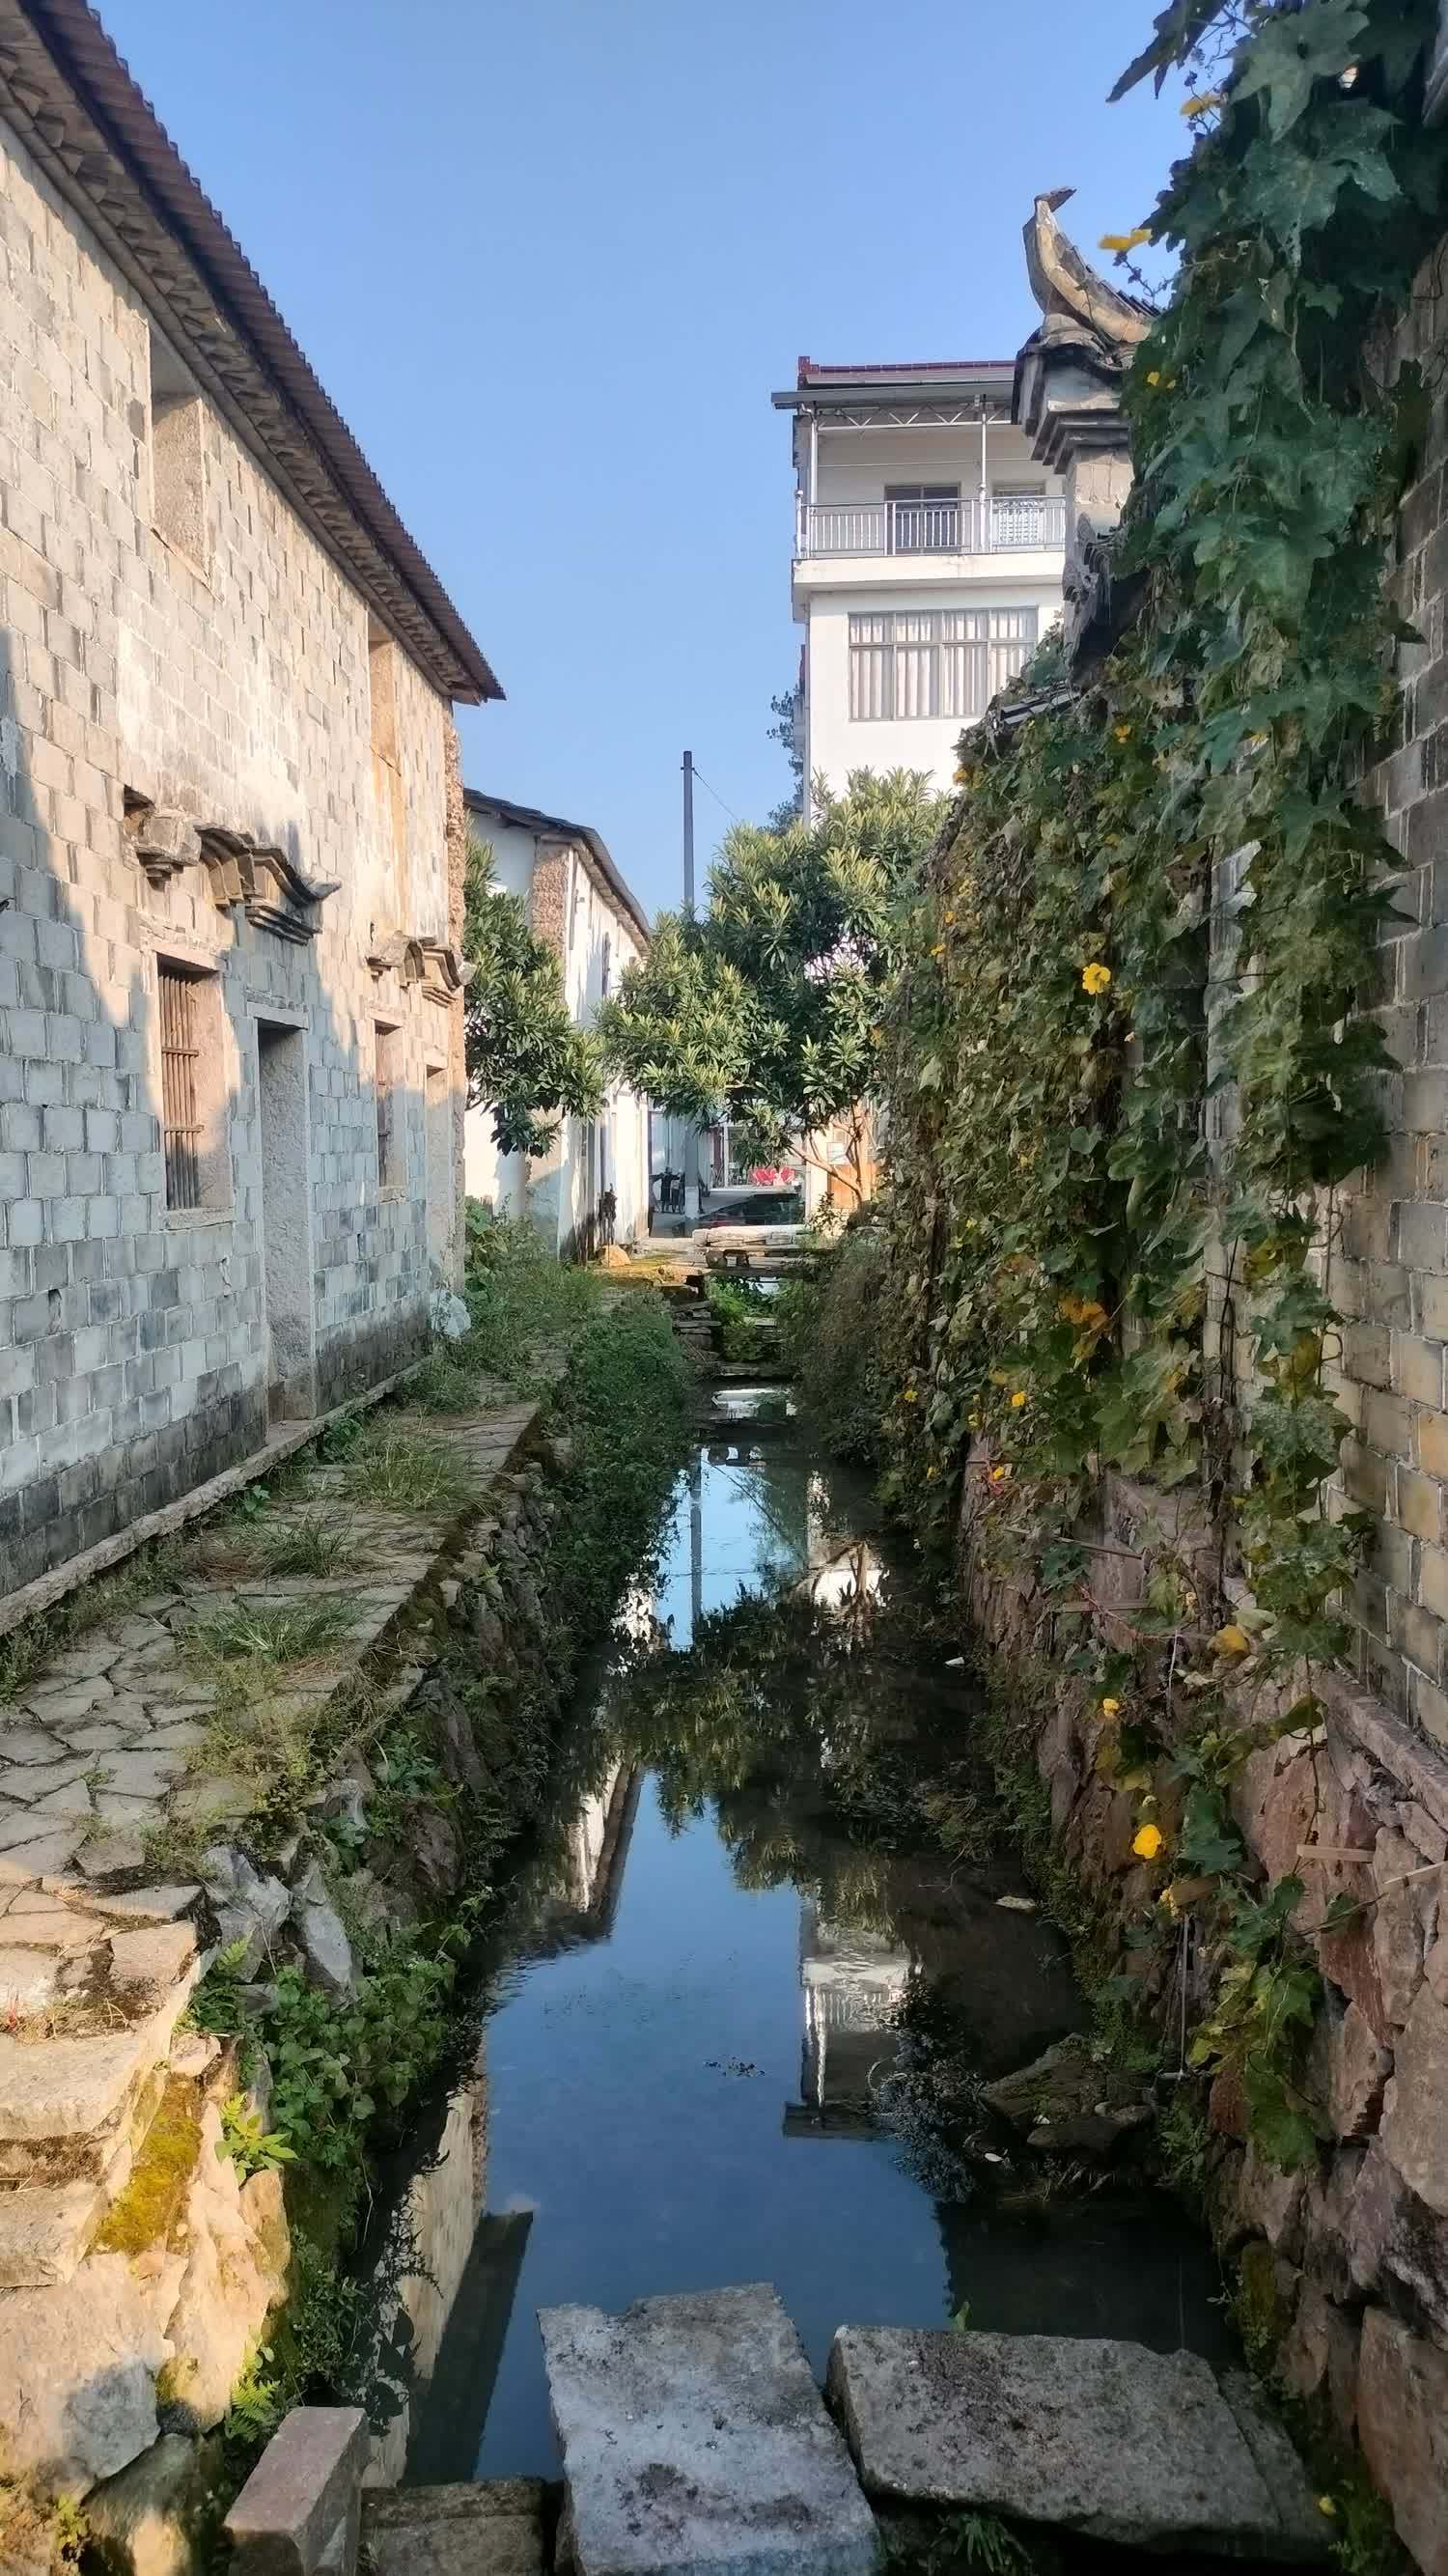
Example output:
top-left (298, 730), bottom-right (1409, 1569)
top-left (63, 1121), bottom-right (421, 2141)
top-left (471, 1776), bottom-right (950, 2478)
top-left (652, 1442), bottom-right (813, 1644)
top-left (415, 1442), bottom-right (1231, 2486)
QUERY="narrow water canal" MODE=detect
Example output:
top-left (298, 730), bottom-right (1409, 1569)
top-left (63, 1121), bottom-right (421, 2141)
top-left (391, 1405), bottom-right (1232, 2485)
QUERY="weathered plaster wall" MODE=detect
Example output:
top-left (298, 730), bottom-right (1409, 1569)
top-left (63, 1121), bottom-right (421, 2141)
top-left (0, 104), bottom-right (465, 1584)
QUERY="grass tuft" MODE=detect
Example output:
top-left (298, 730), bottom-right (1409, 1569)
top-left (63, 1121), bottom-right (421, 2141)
top-left (181, 1595), bottom-right (357, 1669)
top-left (250, 1512), bottom-right (357, 1579)
top-left (333, 1430), bottom-right (482, 1517)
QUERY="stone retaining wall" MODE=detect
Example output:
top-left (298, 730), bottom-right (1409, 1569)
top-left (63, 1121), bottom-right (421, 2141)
top-left (0, 1404), bottom-right (566, 2576)
top-left (959, 1459), bottom-right (1448, 2576)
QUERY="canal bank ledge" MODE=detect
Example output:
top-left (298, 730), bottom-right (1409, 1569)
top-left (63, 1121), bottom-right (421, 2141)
top-left (0, 1288), bottom-right (688, 2576)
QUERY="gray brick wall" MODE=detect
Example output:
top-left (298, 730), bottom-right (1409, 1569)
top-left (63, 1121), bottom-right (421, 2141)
top-left (0, 109), bottom-right (461, 1590)
top-left (1319, 263), bottom-right (1448, 1749)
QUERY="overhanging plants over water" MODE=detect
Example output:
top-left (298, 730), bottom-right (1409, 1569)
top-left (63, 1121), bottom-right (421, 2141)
top-left (877, 0), bottom-right (1448, 2171)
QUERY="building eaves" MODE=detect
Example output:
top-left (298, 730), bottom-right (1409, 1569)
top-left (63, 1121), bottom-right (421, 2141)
top-left (463, 788), bottom-right (651, 950)
top-left (0, 0), bottom-right (501, 706)
top-left (772, 357), bottom-right (1016, 413)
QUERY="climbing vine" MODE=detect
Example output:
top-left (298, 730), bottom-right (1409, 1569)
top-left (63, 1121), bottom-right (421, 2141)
top-left (878, 0), bottom-right (1448, 2165)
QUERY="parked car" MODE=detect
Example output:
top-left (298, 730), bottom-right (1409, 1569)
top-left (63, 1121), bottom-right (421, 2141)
top-left (699, 1186), bottom-right (804, 1230)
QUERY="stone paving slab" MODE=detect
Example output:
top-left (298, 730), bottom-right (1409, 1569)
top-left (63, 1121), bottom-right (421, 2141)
top-left (540, 2284), bottom-right (879, 2576)
top-left (1, 1405), bottom-right (538, 1879)
top-left (826, 2329), bottom-right (1326, 2560)
top-left (363, 2480), bottom-right (548, 2576)
top-left (0, 1395), bottom-right (539, 2309)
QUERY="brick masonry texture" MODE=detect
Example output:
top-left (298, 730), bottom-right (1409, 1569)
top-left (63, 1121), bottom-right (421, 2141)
top-left (0, 107), bottom-right (467, 1589)
top-left (1323, 263), bottom-right (1448, 1747)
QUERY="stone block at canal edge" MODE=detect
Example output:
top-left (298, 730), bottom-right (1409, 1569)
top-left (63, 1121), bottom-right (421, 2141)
top-left (539, 2283), bottom-right (879, 2576)
top-left (826, 2329), bottom-right (1327, 2561)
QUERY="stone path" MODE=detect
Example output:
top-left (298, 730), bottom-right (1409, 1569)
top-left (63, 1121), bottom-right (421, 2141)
top-left (363, 2480), bottom-right (549, 2576)
top-left (0, 1397), bottom-right (536, 2311)
top-left (539, 2283), bottom-right (879, 2576)
top-left (827, 2327), bottom-right (1327, 2560)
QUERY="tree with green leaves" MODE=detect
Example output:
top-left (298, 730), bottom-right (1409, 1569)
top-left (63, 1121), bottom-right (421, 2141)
top-left (599, 770), bottom-right (944, 1205)
top-left (461, 836), bottom-right (601, 1159)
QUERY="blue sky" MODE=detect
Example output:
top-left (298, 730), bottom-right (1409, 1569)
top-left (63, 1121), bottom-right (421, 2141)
top-left (100, 0), bottom-right (1185, 921)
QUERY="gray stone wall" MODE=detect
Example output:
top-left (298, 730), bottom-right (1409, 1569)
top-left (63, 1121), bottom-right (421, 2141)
top-left (1335, 261), bottom-right (1448, 1752)
top-left (0, 107), bottom-right (464, 1589)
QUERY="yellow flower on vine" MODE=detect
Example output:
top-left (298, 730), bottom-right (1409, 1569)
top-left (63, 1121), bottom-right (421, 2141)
top-left (1182, 91), bottom-right (1223, 118)
top-left (1113, 723), bottom-right (1132, 743)
top-left (1132, 1822), bottom-right (1165, 1861)
top-left (932, 943), bottom-right (946, 960)
top-left (1081, 962), bottom-right (1112, 996)
top-left (1009, 1389), bottom-right (1027, 1409)
top-left (1100, 227), bottom-right (1151, 252)
top-left (903, 1386), bottom-right (919, 1404)
top-left (1318, 2500), bottom-right (1338, 2520)
top-left (926, 1463), bottom-right (938, 1480)
top-left (989, 1463), bottom-right (1011, 1484)
top-left (1146, 371), bottom-right (1160, 387)
top-left (1100, 1696), bottom-right (1121, 1718)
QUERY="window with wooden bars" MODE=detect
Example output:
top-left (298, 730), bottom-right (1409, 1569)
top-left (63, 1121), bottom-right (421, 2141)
top-left (158, 961), bottom-right (208, 1210)
top-left (376, 1022), bottom-right (401, 1189)
top-left (849, 606), bottom-right (1038, 722)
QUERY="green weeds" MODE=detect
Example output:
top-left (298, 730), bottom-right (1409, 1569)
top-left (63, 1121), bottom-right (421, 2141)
top-left (181, 1596), bottom-right (356, 1668)
top-left (331, 1428), bottom-right (482, 1517)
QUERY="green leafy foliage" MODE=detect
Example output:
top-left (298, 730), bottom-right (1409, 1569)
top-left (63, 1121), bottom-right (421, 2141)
top-left (216, 2094), bottom-right (296, 2177)
top-left (600, 772), bottom-right (945, 1202)
top-left (463, 834), bottom-right (602, 1157)
top-left (871, 0), bottom-right (1448, 2174)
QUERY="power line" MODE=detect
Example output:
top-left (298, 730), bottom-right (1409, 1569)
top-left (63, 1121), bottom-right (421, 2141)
top-left (689, 763), bottom-right (742, 827)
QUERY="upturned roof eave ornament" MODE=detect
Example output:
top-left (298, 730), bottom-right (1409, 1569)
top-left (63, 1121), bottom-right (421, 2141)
top-left (1023, 186), bottom-right (1154, 360)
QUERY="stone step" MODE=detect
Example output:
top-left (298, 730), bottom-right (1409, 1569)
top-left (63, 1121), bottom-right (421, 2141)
top-left (539, 2282), bottom-right (879, 2576)
top-left (0, 2176), bottom-right (104, 2286)
top-left (826, 2328), bottom-right (1328, 2562)
top-left (0, 1958), bottom-right (202, 2182)
top-left (363, 2480), bottom-right (549, 2576)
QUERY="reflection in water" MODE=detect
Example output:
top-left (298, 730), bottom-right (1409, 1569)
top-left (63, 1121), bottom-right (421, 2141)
top-left (392, 1432), bottom-right (1231, 2485)
top-left (791, 1905), bottom-right (911, 2137)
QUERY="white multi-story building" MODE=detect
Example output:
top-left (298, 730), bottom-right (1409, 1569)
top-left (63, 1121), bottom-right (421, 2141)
top-left (461, 790), bottom-right (652, 1258)
top-left (772, 358), bottom-right (1068, 803)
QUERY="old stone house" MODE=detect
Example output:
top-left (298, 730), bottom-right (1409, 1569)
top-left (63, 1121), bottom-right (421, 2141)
top-left (0, 0), bottom-right (500, 1596)
top-left (461, 789), bottom-right (652, 1256)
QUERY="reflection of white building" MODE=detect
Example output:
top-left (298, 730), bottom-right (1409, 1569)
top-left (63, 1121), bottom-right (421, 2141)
top-left (541, 1763), bottom-right (643, 1946)
top-left (787, 1905), bottom-right (912, 2135)
top-left (802, 1470), bottom-right (885, 1613)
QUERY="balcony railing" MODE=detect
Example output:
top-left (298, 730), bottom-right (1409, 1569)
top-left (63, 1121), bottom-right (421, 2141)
top-left (798, 494), bottom-right (1066, 559)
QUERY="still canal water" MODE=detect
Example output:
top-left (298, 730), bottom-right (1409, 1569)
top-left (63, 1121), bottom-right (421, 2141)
top-left (390, 1406), bottom-right (1231, 2484)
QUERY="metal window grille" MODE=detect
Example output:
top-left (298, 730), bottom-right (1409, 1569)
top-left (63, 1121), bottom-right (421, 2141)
top-left (849, 608), bottom-right (1039, 722)
top-left (158, 962), bottom-right (204, 1210)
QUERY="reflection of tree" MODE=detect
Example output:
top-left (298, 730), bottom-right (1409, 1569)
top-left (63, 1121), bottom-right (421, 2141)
top-left (613, 1584), bottom-right (968, 1918)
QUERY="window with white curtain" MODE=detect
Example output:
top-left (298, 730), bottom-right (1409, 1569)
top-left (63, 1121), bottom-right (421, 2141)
top-left (848, 606), bottom-right (1038, 721)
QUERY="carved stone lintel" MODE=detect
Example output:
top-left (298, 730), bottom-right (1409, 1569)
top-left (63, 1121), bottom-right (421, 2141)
top-left (366, 925), bottom-right (471, 997)
top-left (128, 804), bottom-right (199, 888)
top-left (200, 828), bottom-right (340, 944)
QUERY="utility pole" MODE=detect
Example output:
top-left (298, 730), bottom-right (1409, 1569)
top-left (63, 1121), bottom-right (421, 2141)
top-left (682, 747), bottom-right (695, 918)
top-left (682, 749), bottom-right (700, 1230)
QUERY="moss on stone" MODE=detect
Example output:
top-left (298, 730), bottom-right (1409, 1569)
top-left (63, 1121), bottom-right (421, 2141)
top-left (1233, 2240), bottom-right (1292, 2375)
top-left (94, 2080), bottom-right (202, 2257)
